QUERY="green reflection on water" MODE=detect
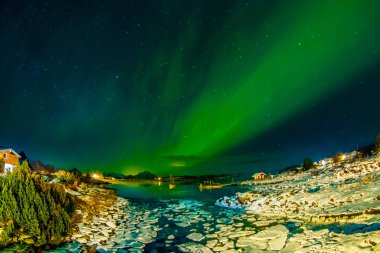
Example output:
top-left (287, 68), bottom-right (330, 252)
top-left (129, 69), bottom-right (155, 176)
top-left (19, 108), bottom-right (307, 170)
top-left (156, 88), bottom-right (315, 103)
top-left (108, 180), bottom-right (244, 203)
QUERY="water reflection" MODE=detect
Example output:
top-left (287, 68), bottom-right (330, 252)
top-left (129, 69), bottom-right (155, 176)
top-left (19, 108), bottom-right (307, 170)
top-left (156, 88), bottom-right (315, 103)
top-left (108, 180), bottom-right (246, 204)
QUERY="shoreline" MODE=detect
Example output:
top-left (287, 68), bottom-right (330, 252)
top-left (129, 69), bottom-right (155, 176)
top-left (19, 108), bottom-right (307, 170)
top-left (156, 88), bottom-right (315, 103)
top-left (215, 155), bottom-right (380, 252)
top-left (67, 185), bottom-right (128, 252)
top-left (5, 156), bottom-right (379, 252)
top-left (57, 155), bottom-right (380, 252)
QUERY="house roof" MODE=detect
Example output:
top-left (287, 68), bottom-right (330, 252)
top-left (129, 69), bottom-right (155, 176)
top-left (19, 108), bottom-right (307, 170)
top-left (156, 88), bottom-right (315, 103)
top-left (0, 148), bottom-right (21, 158)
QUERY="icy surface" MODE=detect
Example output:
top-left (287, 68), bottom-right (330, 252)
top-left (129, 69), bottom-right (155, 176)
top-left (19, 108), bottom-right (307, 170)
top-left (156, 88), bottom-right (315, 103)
top-left (13, 154), bottom-right (380, 252)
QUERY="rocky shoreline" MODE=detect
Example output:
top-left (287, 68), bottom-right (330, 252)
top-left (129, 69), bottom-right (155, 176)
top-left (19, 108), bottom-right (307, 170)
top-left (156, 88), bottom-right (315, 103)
top-left (70, 196), bottom-right (129, 252)
top-left (51, 156), bottom-right (380, 252)
top-left (57, 186), bottom-right (163, 253)
top-left (216, 155), bottom-right (380, 252)
top-left (5, 156), bottom-right (378, 252)
top-left (62, 186), bottom-right (127, 252)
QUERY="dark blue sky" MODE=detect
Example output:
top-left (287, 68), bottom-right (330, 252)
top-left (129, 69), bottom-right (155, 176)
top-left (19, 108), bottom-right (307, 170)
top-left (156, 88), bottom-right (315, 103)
top-left (1, 0), bottom-right (379, 175)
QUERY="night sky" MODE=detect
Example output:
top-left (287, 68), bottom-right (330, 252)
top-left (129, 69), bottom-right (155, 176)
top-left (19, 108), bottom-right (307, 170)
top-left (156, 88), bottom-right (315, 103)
top-left (1, 0), bottom-right (380, 176)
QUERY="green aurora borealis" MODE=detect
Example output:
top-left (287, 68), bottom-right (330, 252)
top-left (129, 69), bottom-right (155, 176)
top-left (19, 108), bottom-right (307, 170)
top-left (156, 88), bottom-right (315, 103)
top-left (1, 0), bottom-right (380, 175)
top-left (169, 1), bottom-right (380, 157)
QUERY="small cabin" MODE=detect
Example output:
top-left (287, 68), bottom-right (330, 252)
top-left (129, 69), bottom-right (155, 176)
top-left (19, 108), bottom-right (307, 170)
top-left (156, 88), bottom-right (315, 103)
top-left (0, 148), bottom-right (21, 174)
top-left (252, 172), bottom-right (266, 181)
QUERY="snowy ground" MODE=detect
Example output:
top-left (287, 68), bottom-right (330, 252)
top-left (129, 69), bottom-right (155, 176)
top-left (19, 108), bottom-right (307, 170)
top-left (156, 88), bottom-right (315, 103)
top-left (216, 155), bottom-right (380, 252)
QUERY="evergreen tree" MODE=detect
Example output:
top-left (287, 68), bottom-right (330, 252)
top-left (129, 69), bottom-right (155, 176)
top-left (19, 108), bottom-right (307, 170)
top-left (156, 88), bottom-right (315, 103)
top-left (303, 158), bottom-right (315, 171)
top-left (0, 161), bottom-right (75, 247)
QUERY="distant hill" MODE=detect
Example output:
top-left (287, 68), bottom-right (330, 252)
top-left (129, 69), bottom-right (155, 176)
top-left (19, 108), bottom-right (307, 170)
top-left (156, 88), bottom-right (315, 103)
top-left (18, 151), bottom-right (32, 168)
top-left (31, 161), bottom-right (57, 174)
top-left (103, 172), bottom-right (128, 179)
top-left (104, 171), bottom-right (157, 180)
top-left (133, 171), bottom-right (157, 180)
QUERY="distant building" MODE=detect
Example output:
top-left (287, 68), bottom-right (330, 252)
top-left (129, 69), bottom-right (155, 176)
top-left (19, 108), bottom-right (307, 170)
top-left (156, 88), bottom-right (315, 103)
top-left (252, 172), bottom-right (266, 180)
top-left (0, 148), bottom-right (21, 174)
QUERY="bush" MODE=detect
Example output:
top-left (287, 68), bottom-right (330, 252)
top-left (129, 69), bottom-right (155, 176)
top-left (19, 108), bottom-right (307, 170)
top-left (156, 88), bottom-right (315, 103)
top-left (56, 170), bottom-right (75, 184)
top-left (333, 152), bottom-right (344, 163)
top-left (0, 162), bottom-right (75, 247)
top-left (303, 158), bottom-right (315, 171)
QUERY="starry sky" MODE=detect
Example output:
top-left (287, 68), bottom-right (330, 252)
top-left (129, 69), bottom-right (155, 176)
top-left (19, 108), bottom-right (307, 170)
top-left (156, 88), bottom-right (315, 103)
top-left (1, 0), bottom-right (380, 176)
